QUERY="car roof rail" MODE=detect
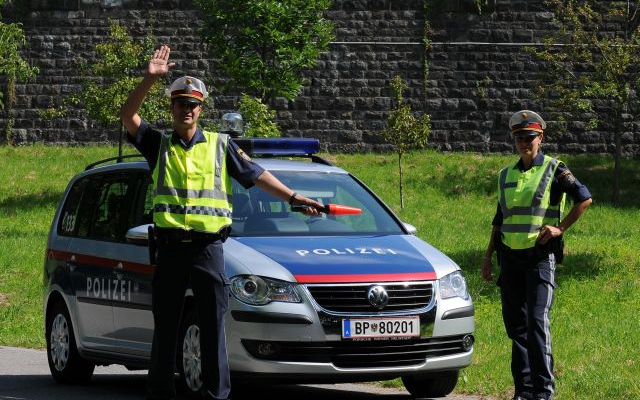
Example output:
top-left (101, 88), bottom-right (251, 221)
top-left (310, 155), bottom-right (333, 166)
top-left (84, 154), bottom-right (146, 171)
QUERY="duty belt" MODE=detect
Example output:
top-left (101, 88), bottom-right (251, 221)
top-left (501, 246), bottom-right (538, 258)
top-left (154, 227), bottom-right (226, 243)
top-left (494, 230), bottom-right (560, 260)
top-left (501, 241), bottom-right (556, 259)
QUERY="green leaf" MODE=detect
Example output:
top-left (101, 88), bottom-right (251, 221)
top-left (237, 94), bottom-right (280, 138)
top-left (41, 20), bottom-right (169, 127)
top-left (196, 0), bottom-right (333, 103)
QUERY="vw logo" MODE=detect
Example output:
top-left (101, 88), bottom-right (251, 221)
top-left (367, 285), bottom-right (389, 310)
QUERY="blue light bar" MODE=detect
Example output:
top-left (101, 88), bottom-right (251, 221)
top-left (233, 138), bottom-right (320, 156)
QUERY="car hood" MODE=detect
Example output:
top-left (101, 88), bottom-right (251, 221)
top-left (224, 234), bottom-right (459, 283)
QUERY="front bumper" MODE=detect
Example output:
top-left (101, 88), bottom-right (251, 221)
top-left (229, 349), bottom-right (473, 383)
top-left (225, 285), bottom-right (474, 378)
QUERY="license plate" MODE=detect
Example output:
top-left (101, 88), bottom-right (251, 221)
top-left (342, 316), bottom-right (420, 339)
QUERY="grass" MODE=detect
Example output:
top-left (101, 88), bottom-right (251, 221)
top-left (1, 145), bottom-right (639, 400)
top-left (0, 146), bottom-right (138, 348)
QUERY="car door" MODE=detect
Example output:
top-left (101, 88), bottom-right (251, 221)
top-left (65, 173), bottom-right (121, 352)
top-left (112, 173), bottom-right (155, 357)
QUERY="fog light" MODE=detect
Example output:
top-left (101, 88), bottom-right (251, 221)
top-left (462, 334), bottom-right (474, 351)
top-left (257, 342), bottom-right (278, 356)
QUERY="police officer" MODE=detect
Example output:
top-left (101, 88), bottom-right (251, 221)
top-left (120, 45), bottom-right (322, 400)
top-left (481, 110), bottom-right (592, 400)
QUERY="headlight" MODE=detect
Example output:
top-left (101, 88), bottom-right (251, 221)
top-left (439, 271), bottom-right (469, 300)
top-left (230, 275), bottom-right (301, 305)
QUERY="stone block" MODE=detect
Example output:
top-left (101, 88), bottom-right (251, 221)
top-left (621, 131), bottom-right (635, 143)
top-left (459, 98), bottom-right (478, 111)
top-left (586, 143), bottom-right (608, 154)
top-left (38, 59), bottom-right (56, 69)
top-left (580, 132), bottom-right (602, 143)
top-left (559, 143), bottom-right (586, 153)
top-left (442, 99), bottom-right (460, 110)
top-left (348, 97), bottom-right (369, 109)
top-left (622, 144), bottom-right (639, 156)
top-left (372, 97), bottom-right (390, 110)
top-left (460, 120), bottom-right (480, 130)
top-left (290, 110), bottom-right (308, 120)
top-left (363, 111), bottom-right (384, 120)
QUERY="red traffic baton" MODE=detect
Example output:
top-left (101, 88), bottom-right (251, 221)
top-left (291, 204), bottom-right (362, 215)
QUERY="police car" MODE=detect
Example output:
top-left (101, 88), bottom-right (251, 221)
top-left (43, 138), bottom-right (474, 398)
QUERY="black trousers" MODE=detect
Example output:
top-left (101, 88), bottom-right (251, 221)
top-left (147, 240), bottom-right (230, 400)
top-left (498, 250), bottom-right (556, 400)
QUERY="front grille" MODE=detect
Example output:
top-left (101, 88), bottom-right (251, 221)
top-left (242, 335), bottom-right (468, 368)
top-left (305, 282), bottom-right (433, 313)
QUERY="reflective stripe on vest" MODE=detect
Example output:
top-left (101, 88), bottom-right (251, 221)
top-left (152, 131), bottom-right (232, 233)
top-left (153, 204), bottom-right (232, 218)
top-left (498, 155), bottom-right (566, 250)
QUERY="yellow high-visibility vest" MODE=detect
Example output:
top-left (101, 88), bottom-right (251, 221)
top-left (498, 155), bottom-right (566, 250)
top-left (152, 130), bottom-right (232, 234)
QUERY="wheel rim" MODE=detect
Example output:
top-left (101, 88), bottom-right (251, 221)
top-left (50, 314), bottom-right (70, 372)
top-left (182, 324), bottom-right (202, 392)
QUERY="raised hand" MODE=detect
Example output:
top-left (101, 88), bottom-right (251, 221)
top-left (148, 44), bottom-right (176, 77)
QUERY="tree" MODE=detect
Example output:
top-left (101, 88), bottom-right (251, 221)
top-left (196, 0), bottom-right (333, 106)
top-left (237, 94), bottom-right (280, 138)
top-left (383, 76), bottom-right (431, 210)
top-left (1, 0), bottom-right (39, 143)
top-left (42, 20), bottom-right (169, 157)
top-left (530, 0), bottom-right (640, 204)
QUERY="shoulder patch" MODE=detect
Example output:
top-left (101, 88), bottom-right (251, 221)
top-left (236, 148), bottom-right (252, 162)
top-left (557, 168), bottom-right (576, 188)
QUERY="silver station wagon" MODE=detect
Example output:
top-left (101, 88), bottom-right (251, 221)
top-left (43, 138), bottom-right (474, 398)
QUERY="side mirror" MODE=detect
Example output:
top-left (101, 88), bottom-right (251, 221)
top-left (403, 222), bottom-right (418, 235)
top-left (125, 224), bottom-right (153, 245)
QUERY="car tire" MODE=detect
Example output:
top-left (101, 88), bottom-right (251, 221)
top-left (177, 307), bottom-right (203, 398)
top-left (46, 301), bottom-right (95, 384)
top-left (401, 370), bottom-right (459, 398)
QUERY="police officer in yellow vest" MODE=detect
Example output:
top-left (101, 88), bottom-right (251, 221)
top-left (120, 45), bottom-right (322, 400)
top-left (481, 110), bottom-right (592, 400)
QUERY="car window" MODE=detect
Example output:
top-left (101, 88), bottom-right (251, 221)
top-left (89, 175), bottom-right (136, 242)
top-left (60, 172), bottom-right (138, 242)
top-left (58, 178), bottom-right (89, 237)
top-left (133, 175), bottom-right (154, 226)
top-left (74, 178), bottom-right (102, 238)
top-left (231, 171), bottom-right (403, 237)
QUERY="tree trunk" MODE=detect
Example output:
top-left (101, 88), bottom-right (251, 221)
top-left (4, 74), bottom-right (16, 145)
top-left (612, 115), bottom-right (622, 205)
top-left (399, 152), bottom-right (404, 210)
top-left (118, 123), bottom-right (125, 161)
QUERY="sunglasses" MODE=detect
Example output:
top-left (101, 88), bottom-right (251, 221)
top-left (173, 100), bottom-right (202, 110)
top-left (514, 134), bottom-right (540, 142)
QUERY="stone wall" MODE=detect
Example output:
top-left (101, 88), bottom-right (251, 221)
top-left (2, 0), bottom-right (639, 156)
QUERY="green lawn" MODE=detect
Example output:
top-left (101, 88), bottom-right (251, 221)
top-left (1, 146), bottom-right (638, 400)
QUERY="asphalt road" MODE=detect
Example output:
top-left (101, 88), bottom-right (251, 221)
top-left (0, 346), bottom-right (492, 400)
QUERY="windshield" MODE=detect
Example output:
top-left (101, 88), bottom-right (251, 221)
top-left (230, 171), bottom-right (404, 237)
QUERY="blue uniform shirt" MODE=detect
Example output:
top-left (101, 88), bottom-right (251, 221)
top-left (127, 119), bottom-right (264, 190)
top-left (492, 152), bottom-right (592, 226)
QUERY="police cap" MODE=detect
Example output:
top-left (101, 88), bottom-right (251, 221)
top-left (509, 110), bottom-right (546, 136)
top-left (166, 76), bottom-right (209, 104)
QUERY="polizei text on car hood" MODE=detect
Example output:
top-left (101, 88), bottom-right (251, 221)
top-left (225, 234), bottom-right (459, 283)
